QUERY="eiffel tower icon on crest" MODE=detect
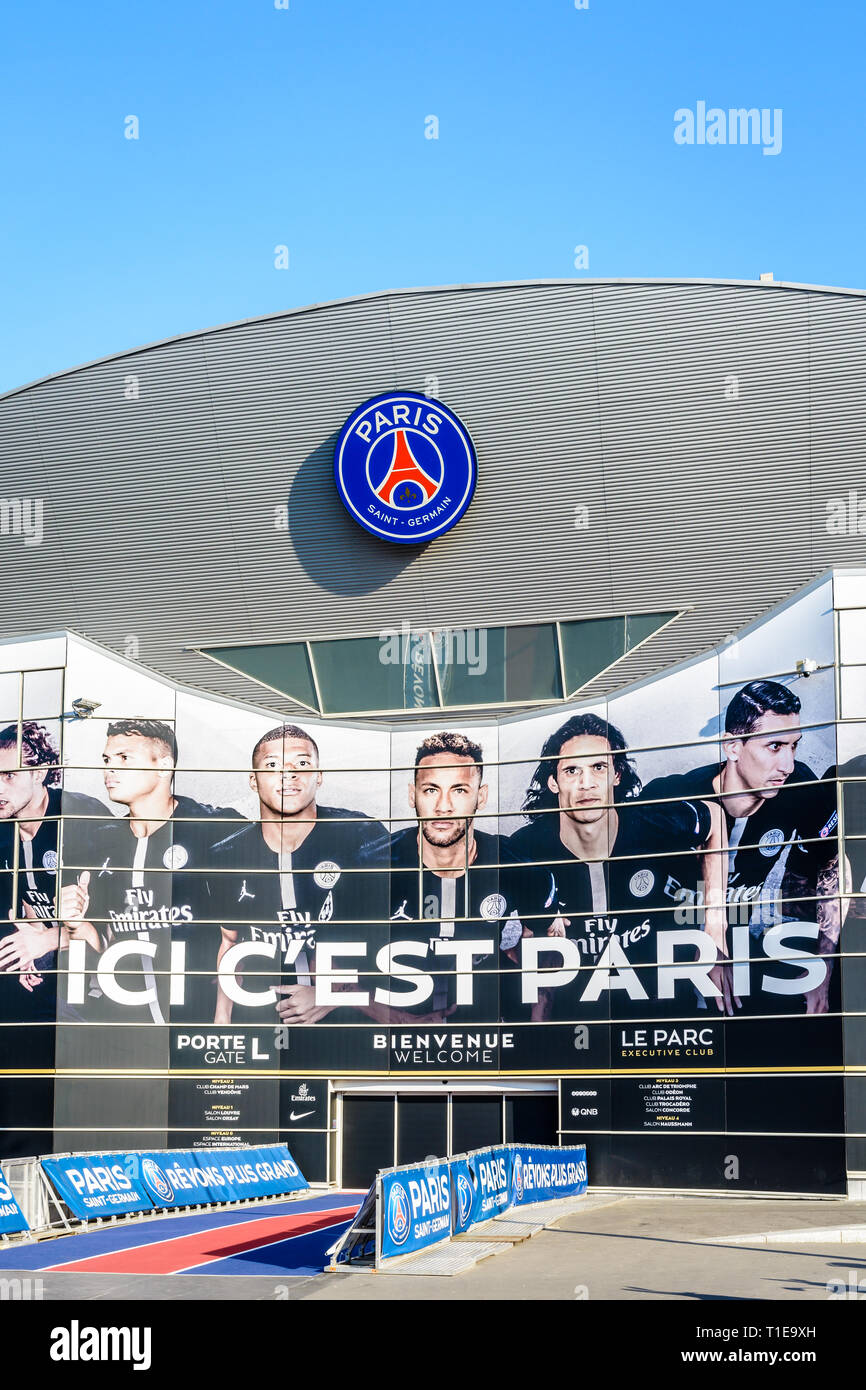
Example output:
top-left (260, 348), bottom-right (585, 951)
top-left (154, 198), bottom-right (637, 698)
top-left (374, 429), bottom-right (440, 507)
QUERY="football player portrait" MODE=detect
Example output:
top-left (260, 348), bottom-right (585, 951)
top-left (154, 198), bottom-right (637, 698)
top-left (211, 724), bottom-right (388, 1027)
top-left (641, 680), bottom-right (845, 1014)
top-left (509, 712), bottom-right (730, 1020)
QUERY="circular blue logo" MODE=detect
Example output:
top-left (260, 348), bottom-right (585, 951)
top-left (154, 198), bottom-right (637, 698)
top-left (456, 1171), bottom-right (473, 1227)
top-left (387, 1181), bottom-right (411, 1246)
top-left (334, 392), bottom-right (477, 544)
top-left (141, 1158), bottom-right (174, 1204)
top-left (513, 1153), bottom-right (524, 1201)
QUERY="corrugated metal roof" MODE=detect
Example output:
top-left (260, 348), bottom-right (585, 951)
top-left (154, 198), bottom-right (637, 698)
top-left (1, 279), bottom-right (864, 715)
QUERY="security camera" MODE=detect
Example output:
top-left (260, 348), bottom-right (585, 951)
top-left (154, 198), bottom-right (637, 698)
top-left (71, 697), bottom-right (102, 719)
top-left (796, 659), bottom-right (818, 678)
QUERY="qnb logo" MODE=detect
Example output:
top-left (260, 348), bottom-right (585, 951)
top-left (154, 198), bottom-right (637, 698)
top-left (141, 1158), bottom-right (174, 1204)
top-left (334, 391), bottom-right (477, 544)
top-left (387, 1181), bottom-right (411, 1246)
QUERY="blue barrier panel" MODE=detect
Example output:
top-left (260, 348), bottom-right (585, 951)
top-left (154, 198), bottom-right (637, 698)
top-left (377, 1145), bottom-right (589, 1264)
top-left (509, 1145), bottom-right (588, 1207)
top-left (463, 1146), bottom-right (513, 1226)
top-left (381, 1160), bottom-right (452, 1259)
top-left (134, 1151), bottom-right (210, 1210)
top-left (450, 1158), bottom-right (476, 1235)
top-left (41, 1155), bottom-right (153, 1220)
top-left (201, 1145), bottom-right (307, 1201)
top-left (207, 1145), bottom-right (308, 1201)
top-left (137, 1145), bottom-right (308, 1209)
top-left (42, 1145), bottom-right (307, 1220)
top-left (0, 1165), bottom-right (30, 1234)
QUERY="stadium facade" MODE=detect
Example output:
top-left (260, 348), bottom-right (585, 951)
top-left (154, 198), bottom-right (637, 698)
top-left (0, 277), bottom-right (864, 1196)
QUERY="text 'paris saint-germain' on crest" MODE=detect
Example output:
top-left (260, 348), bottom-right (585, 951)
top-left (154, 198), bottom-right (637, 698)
top-left (334, 391), bottom-right (477, 544)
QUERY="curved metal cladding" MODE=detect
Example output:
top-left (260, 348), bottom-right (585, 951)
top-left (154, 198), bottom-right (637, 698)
top-left (1, 279), bottom-right (865, 714)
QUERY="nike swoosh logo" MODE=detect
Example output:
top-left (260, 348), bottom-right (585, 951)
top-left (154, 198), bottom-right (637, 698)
top-left (289, 1109), bottom-right (315, 1122)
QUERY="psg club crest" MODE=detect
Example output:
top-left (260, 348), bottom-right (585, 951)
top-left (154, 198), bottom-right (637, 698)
top-left (334, 391), bottom-right (477, 544)
top-left (512, 1153), bottom-right (524, 1201)
top-left (141, 1158), bottom-right (174, 1204)
top-left (387, 1180), bottom-right (411, 1246)
top-left (456, 1171), bottom-right (473, 1227)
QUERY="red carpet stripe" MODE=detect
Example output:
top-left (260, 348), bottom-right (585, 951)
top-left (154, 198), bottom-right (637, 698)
top-left (45, 1205), bottom-right (359, 1275)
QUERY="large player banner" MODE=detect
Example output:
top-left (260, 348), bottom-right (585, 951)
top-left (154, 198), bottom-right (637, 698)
top-left (0, 574), bottom-right (855, 1190)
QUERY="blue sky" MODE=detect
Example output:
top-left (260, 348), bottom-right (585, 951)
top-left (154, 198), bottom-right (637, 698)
top-left (1, 0), bottom-right (864, 394)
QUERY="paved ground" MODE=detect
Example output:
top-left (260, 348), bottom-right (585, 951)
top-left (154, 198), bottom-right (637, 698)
top-left (3, 1193), bottom-right (866, 1300)
top-left (301, 1195), bottom-right (866, 1302)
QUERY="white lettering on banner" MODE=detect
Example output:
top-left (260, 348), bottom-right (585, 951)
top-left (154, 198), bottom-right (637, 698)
top-left (478, 1157), bottom-right (508, 1192)
top-left (519, 1158), bottom-right (587, 1194)
top-left (520, 936), bottom-right (581, 1000)
top-left (78, 1193), bottom-right (140, 1210)
top-left (408, 1172), bottom-right (450, 1222)
top-left (66, 930), bottom-right (827, 1011)
top-left (520, 936), bottom-right (647, 1003)
top-left (656, 929), bottom-right (719, 998)
top-left (411, 1215), bottom-right (450, 1238)
top-left (620, 1028), bottom-right (714, 1047)
top-left (107, 901), bottom-right (193, 930)
top-left (313, 942), bottom-right (369, 1006)
top-left (355, 405), bottom-right (442, 445)
top-left (66, 938), bottom-right (87, 1004)
top-left (370, 1030), bottom-right (514, 1064)
top-left (432, 939), bottom-right (495, 1005)
top-left (217, 940), bottom-right (280, 1006)
top-left (730, 925), bottom-right (751, 998)
top-left (373, 941), bottom-right (434, 1008)
top-left (97, 940), bottom-right (160, 1007)
top-left (212, 1155), bottom-right (299, 1187)
top-left (580, 937), bottom-right (647, 1001)
top-left (169, 940), bottom-right (187, 1004)
top-left (761, 922), bottom-right (826, 994)
top-left (64, 1163), bottom-right (134, 1197)
top-left (53, 1148), bottom-right (298, 1213)
top-left (519, 928), bottom-right (825, 1004)
top-left (477, 1155), bottom-right (510, 1214)
top-left (177, 1033), bottom-right (244, 1051)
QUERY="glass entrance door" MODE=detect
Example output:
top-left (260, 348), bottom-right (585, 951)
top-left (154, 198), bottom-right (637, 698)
top-left (337, 1086), bottom-right (558, 1188)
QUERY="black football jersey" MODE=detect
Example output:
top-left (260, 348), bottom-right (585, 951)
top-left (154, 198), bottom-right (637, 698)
top-left (641, 762), bottom-right (840, 1014)
top-left (0, 787), bottom-right (106, 1026)
top-left (827, 760), bottom-right (865, 899)
top-left (364, 826), bottom-right (525, 1023)
top-left (641, 761), bottom-right (838, 932)
top-left (507, 797), bottom-right (712, 1020)
top-left (58, 795), bottom-right (238, 1025)
top-left (204, 807), bottom-right (388, 1026)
